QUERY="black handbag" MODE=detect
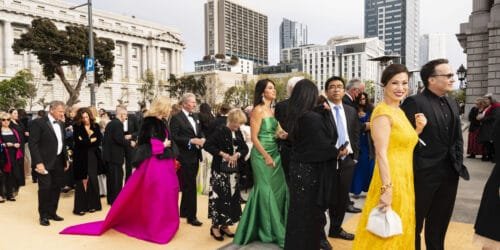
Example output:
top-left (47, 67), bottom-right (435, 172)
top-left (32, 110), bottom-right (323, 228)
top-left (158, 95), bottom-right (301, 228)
top-left (220, 160), bottom-right (239, 173)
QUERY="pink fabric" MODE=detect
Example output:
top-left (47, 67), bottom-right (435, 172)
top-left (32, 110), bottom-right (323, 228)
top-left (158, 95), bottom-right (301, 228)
top-left (150, 138), bottom-right (164, 155)
top-left (60, 151), bottom-right (180, 244)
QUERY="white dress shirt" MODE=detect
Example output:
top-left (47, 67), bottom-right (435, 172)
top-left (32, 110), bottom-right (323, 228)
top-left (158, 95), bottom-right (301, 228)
top-left (182, 109), bottom-right (197, 135)
top-left (48, 114), bottom-right (63, 155)
top-left (328, 100), bottom-right (353, 154)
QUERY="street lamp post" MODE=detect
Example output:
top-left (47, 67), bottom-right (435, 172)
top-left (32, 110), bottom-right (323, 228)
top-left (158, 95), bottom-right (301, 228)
top-left (70, 0), bottom-right (95, 106)
top-left (457, 64), bottom-right (467, 89)
top-left (242, 74), bottom-right (248, 107)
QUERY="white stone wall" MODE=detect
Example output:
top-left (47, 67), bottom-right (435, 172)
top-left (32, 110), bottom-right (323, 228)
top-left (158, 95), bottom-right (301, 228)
top-left (0, 0), bottom-right (185, 112)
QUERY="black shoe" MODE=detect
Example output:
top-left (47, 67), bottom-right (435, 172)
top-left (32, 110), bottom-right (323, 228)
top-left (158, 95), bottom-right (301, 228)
top-left (220, 226), bottom-right (235, 237)
top-left (6, 196), bottom-right (16, 201)
top-left (187, 218), bottom-right (203, 226)
top-left (329, 229), bottom-right (355, 241)
top-left (319, 239), bottom-right (332, 250)
top-left (50, 214), bottom-right (64, 221)
top-left (466, 154), bottom-right (475, 159)
top-left (210, 227), bottom-right (224, 241)
top-left (73, 211), bottom-right (86, 216)
top-left (61, 186), bottom-right (72, 193)
top-left (39, 217), bottom-right (50, 226)
top-left (346, 204), bottom-right (362, 213)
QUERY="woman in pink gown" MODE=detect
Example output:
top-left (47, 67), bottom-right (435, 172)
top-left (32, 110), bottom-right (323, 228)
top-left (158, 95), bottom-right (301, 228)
top-left (61, 97), bottom-right (180, 244)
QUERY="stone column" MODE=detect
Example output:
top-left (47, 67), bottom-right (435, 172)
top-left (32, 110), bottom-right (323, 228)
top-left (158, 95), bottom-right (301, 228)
top-left (154, 46), bottom-right (159, 78)
top-left (3, 20), bottom-right (13, 75)
top-left (126, 42), bottom-right (133, 82)
top-left (178, 49), bottom-right (183, 74)
top-left (142, 45), bottom-right (147, 74)
top-left (171, 49), bottom-right (177, 75)
top-left (488, 0), bottom-right (500, 97)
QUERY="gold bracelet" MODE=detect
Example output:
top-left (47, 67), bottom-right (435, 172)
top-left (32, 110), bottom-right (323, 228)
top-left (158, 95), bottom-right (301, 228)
top-left (380, 183), bottom-right (392, 194)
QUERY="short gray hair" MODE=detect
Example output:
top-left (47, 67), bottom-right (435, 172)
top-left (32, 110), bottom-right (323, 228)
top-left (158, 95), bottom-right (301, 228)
top-left (116, 106), bottom-right (127, 115)
top-left (181, 93), bottom-right (196, 104)
top-left (49, 100), bottom-right (65, 111)
top-left (287, 76), bottom-right (304, 97)
top-left (346, 79), bottom-right (362, 91)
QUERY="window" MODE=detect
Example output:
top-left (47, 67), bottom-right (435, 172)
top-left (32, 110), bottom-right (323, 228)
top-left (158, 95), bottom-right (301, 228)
top-left (116, 45), bottom-right (123, 57)
top-left (132, 47), bottom-right (138, 59)
top-left (161, 51), bottom-right (167, 63)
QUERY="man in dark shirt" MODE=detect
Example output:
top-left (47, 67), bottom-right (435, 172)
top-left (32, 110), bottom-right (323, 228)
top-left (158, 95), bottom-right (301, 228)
top-left (401, 58), bottom-right (469, 250)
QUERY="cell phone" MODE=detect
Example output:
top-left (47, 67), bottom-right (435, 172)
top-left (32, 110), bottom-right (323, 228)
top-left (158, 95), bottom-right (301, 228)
top-left (339, 141), bottom-right (349, 150)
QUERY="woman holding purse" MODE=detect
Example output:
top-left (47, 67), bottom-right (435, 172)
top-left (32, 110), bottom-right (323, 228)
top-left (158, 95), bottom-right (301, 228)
top-left (204, 108), bottom-right (249, 241)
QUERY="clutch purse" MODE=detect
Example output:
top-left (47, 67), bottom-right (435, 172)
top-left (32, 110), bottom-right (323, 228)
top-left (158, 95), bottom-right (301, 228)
top-left (366, 207), bottom-right (403, 238)
top-left (220, 161), bottom-right (239, 173)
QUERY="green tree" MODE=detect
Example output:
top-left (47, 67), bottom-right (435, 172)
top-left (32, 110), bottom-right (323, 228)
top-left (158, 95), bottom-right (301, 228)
top-left (222, 80), bottom-right (255, 107)
top-left (138, 69), bottom-right (155, 109)
top-left (167, 74), bottom-right (207, 101)
top-left (0, 70), bottom-right (37, 110)
top-left (12, 18), bottom-right (115, 106)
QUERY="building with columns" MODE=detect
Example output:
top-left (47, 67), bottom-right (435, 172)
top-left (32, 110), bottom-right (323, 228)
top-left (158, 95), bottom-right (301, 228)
top-left (457, 0), bottom-right (500, 111)
top-left (0, 0), bottom-right (185, 111)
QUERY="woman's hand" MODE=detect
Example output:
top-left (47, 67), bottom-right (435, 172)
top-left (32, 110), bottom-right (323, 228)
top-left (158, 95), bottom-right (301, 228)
top-left (228, 154), bottom-right (238, 167)
top-left (415, 113), bottom-right (427, 134)
top-left (277, 130), bottom-right (288, 140)
top-left (264, 154), bottom-right (275, 167)
top-left (163, 139), bottom-right (172, 148)
top-left (13, 143), bottom-right (20, 148)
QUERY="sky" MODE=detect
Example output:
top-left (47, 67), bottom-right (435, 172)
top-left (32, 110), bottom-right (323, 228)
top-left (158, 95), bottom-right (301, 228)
top-left (66, 0), bottom-right (472, 73)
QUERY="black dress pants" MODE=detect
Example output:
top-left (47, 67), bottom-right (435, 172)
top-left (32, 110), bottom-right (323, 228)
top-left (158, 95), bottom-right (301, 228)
top-left (37, 156), bottom-right (64, 218)
top-left (106, 161), bottom-right (124, 205)
top-left (415, 166), bottom-right (459, 250)
top-left (327, 157), bottom-right (356, 235)
top-left (179, 161), bottom-right (199, 220)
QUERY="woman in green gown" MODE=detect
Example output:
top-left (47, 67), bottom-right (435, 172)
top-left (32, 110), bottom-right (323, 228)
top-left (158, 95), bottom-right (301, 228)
top-left (233, 79), bottom-right (289, 248)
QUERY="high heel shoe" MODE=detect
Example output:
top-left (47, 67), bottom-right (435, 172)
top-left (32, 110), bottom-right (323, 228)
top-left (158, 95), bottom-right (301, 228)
top-left (210, 227), bottom-right (224, 241)
top-left (220, 226), bottom-right (235, 237)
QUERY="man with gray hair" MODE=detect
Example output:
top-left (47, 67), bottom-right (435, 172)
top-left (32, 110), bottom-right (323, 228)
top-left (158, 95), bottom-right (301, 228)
top-left (170, 92), bottom-right (205, 226)
top-left (29, 100), bottom-right (68, 226)
top-left (274, 76), bottom-right (304, 181)
top-left (343, 79), bottom-right (362, 107)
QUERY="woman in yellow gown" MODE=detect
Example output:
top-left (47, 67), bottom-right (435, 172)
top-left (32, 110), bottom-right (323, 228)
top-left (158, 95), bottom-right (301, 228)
top-left (353, 64), bottom-right (427, 250)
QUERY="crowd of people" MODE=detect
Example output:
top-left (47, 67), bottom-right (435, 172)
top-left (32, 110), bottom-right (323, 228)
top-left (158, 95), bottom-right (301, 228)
top-left (1, 58), bottom-right (499, 250)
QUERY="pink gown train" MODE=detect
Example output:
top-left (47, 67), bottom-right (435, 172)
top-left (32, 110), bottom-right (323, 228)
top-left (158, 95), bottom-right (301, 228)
top-left (60, 139), bottom-right (180, 244)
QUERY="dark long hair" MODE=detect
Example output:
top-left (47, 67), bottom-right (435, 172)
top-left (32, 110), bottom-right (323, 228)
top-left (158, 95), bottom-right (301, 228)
top-left (253, 79), bottom-right (275, 107)
top-left (355, 92), bottom-right (374, 113)
top-left (381, 64), bottom-right (409, 87)
top-left (74, 107), bottom-right (95, 126)
top-left (286, 79), bottom-right (319, 142)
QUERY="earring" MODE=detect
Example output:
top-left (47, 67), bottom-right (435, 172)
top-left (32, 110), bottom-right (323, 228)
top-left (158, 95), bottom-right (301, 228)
top-left (262, 96), bottom-right (265, 103)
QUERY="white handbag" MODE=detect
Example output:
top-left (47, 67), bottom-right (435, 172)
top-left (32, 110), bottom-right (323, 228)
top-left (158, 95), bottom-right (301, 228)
top-left (366, 207), bottom-right (403, 238)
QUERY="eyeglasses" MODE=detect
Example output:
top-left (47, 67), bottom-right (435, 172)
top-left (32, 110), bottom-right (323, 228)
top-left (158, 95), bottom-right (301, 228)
top-left (431, 73), bottom-right (454, 79)
top-left (328, 85), bottom-right (345, 90)
top-left (1, 119), bottom-right (9, 121)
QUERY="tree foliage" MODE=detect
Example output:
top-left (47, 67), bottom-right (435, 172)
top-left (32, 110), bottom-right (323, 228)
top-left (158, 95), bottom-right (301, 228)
top-left (12, 18), bottom-right (115, 106)
top-left (222, 80), bottom-right (255, 108)
top-left (0, 70), bottom-right (37, 110)
top-left (167, 74), bottom-right (207, 102)
top-left (138, 69), bottom-right (155, 109)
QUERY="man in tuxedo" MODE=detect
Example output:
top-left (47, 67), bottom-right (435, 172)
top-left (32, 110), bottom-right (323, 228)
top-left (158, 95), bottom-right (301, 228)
top-left (170, 93), bottom-right (205, 226)
top-left (401, 58), bottom-right (469, 250)
top-left (29, 101), bottom-right (68, 226)
top-left (102, 106), bottom-right (134, 205)
top-left (275, 76), bottom-right (303, 182)
top-left (342, 79), bottom-right (362, 108)
top-left (323, 76), bottom-right (360, 242)
top-left (123, 111), bottom-right (140, 181)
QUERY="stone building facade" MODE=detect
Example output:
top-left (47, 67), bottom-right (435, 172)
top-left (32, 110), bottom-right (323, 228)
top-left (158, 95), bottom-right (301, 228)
top-left (457, 0), bottom-right (500, 110)
top-left (0, 0), bottom-right (185, 111)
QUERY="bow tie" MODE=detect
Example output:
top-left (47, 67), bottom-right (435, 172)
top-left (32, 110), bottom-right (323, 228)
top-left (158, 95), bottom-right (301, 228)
top-left (52, 120), bottom-right (59, 124)
top-left (188, 113), bottom-right (194, 117)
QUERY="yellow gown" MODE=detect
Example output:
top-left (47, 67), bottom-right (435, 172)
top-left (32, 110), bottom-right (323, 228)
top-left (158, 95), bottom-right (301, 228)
top-left (353, 102), bottom-right (418, 250)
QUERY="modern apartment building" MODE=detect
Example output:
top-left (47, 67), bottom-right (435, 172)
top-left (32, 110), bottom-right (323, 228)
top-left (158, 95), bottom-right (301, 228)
top-left (279, 18), bottom-right (308, 51)
top-left (204, 0), bottom-right (268, 65)
top-left (420, 33), bottom-right (446, 65)
top-left (364, 0), bottom-right (420, 69)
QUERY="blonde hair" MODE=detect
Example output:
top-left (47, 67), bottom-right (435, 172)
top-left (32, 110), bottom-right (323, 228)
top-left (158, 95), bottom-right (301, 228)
top-left (146, 96), bottom-right (171, 118)
top-left (0, 111), bottom-right (11, 120)
top-left (227, 108), bottom-right (247, 125)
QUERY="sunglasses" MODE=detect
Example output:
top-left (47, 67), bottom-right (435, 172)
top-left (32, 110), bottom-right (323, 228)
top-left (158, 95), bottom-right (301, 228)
top-left (431, 73), bottom-right (454, 79)
top-left (1, 119), bottom-right (9, 121)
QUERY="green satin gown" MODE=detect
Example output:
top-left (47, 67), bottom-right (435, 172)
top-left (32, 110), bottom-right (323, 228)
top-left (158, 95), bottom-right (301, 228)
top-left (233, 117), bottom-right (289, 248)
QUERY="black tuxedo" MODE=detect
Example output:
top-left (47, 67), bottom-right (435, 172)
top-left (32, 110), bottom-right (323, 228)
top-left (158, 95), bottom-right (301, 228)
top-left (102, 119), bottom-right (129, 204)
top-left (29, 116), bottom-right (67, 219)
top-left (327, 103), bottom-right (360, 235)
top-left (170, 111), bottom-right (204, 220)
top-left (274, 99), bottom-right (291, 181)
top-left (124, 114), bottom-right (140, 180)
top-left (401, 89), bottom-right (469, 250)
top-left (342, 95), bottom-right (355, 108)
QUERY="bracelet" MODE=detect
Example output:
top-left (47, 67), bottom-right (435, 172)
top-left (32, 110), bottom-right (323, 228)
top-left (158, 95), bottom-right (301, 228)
top-left (380, 183), bottom-right (392, 194)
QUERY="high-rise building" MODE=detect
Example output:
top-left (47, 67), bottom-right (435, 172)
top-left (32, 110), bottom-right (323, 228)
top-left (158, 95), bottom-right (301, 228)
top-left (420, 33), bottom-right (446, 65)
top-left (204, 0), bottom-right (268, 65)
top-left (364, 0), bottom-right (420, 69)
top-left (279, 18), bottom-right (308, 51)
top-left (302, 37), bottom-right (385, 90)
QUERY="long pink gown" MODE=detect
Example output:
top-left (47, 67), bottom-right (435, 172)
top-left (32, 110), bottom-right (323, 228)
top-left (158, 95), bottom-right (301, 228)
top-left (60, 139), bottom-right (180, 244)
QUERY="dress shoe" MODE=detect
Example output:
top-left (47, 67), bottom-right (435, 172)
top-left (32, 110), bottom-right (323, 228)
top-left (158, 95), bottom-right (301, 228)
top-left (0, 197), bottom-right (5, 203)
top-left (210, 227), bottom-right (224, 241)
top-left (329, 229), bottom-right (355, 241)
top-left (39, 217), bottom-right (50, 226)
top-left (50, 214), bottom-right (64, 221)
top-left (466, 154), bottom-right (475, 159)
top-left (187, 218), bottom-right (203, 226)
top-left (6, 196), bottom-right (16, 201)
top-left (61, 186), bottom-right (72, 193)
top-left (73, 211), bottom-right (86, 216)
top-left (220, 226), bottom-right (235, 237)
top-left (319, 239), bottom-right (332, 250)
top-left (346, 204), bottom-right (361, 213)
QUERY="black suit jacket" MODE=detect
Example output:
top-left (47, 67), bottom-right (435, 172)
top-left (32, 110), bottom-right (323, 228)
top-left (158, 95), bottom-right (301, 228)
top-left (342, 95), bottom-right (355, 108)
top-left (401, 89), bottom-right (469, 180)
top-left (327, 103), bottom-right (360, 160)
top-left (204, 126), bottom-right (248, 173)
top-left (126, 114), bottom-right (140, 141)
top-left (29, 116), bottom-right (67, 170)
top-left (274, 99), bottom-right (289, 131)
top-left (170, 111), bottom-right (204, 164)
top-left (102, 119), bottom-right (129, 165)
top-left (73, 123), bottom-right (103, 180)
